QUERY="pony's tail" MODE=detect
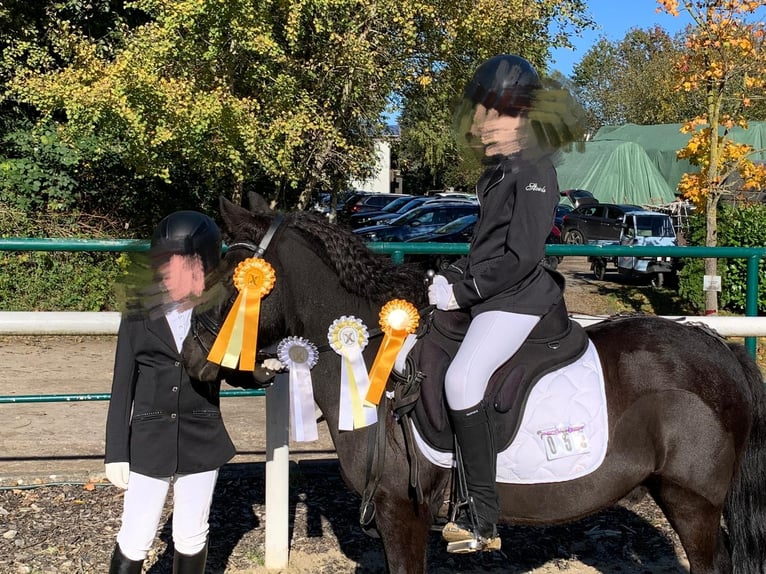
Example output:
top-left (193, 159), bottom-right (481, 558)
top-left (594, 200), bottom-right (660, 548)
top-left (724, 343), bottom-right (766, 573)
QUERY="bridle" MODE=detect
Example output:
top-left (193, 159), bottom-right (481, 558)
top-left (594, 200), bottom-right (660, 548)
top-left (189, 214), bottom-right (285, 358)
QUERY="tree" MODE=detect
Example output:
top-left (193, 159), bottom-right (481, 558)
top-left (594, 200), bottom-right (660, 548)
top-left (395, 0), bottom-right (593, 192)
top-left (658, 0), bottom-right (766, 314)
top-left (572, 27), bottom-right (698, 134)
top-left (8, 0), bottom-right (593, 215)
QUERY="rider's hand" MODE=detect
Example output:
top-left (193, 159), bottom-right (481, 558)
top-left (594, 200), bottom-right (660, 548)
top-left (105, 462), bottom-right (130, 489)
top-left (262, 358), bottom-right (285, 371)
top-left (428, 275), bottom-right (459, 311)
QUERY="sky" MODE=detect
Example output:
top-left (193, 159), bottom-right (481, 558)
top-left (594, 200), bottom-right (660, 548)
top-left (548, 0), bottom-right (694, 77)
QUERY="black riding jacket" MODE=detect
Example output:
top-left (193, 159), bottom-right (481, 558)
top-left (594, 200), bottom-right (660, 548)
top-left (105, 314), bottom-right (236, 477)
top-left (450, 153), bottom-right (563, 316)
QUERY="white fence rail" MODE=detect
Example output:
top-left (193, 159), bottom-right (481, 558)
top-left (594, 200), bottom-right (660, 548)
top-left (2, 311), bottom-right (766, 336)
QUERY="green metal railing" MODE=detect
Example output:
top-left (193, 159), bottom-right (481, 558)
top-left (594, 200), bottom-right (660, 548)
top-left (0, 389), bottom-right (265, 404)
top-left (1, 238), bottom-right (764, 405)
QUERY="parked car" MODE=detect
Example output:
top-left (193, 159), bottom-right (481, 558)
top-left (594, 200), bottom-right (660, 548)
top-left (560, 189), bottom-right (598, 208)
top-left (347, 195), bottom-right (421, 228)
top-left (354, 202), bottom-right (479, 242)
top-left (354, 196), bottom-right (479, 229)
top-left (406, 214), bottom-right (562, 271)
top-left (588, 210), bottom-right (680, 288)
top-left (561, 203), bottom-right (644, 245)
top-left (554, 204), bottom-right (573, 230)
top-left (337, 192), bottom-right (408, 224)
top-left (308, 192), bottom-right (332, 218)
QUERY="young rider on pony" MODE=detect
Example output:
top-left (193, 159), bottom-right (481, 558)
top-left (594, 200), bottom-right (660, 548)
top-left (428, 54), bottom-right (582, 553)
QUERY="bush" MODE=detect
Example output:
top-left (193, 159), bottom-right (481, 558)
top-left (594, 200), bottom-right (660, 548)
top-left (678, 203), bottom-right (766, 313)
top-left (0, 206), bottom-right (134, 311)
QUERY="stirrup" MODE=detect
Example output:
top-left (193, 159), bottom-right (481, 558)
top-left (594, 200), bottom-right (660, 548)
top-left (443, 518), bottom-right (501, 553)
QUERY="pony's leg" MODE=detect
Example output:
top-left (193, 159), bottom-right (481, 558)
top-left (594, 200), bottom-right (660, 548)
top-left (372, 492), bottom-right (433, 574)
top-left (649, 480), bottom-right (731, 574)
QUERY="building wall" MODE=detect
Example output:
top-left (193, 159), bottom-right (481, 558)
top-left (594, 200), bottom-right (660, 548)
top-left (350, 140), bottom-right (392, 195)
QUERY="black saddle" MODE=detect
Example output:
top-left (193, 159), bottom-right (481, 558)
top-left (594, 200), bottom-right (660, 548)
top-left (399, 297), bottom-right (589, 453)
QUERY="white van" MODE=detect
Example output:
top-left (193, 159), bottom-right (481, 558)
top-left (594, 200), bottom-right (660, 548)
top-left (589, 211), bottom-right (679, 288)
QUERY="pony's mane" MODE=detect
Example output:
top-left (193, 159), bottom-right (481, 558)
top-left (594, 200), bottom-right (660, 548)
top-left (232, 209), bottom-right (428, 308)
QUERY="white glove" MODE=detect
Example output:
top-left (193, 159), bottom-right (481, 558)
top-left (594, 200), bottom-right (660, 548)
top-left (262, 358), bottom-right (285, 371)
top-left (428, 275), bottom-right (460, 311)
top-left (105, 462), bottom-right (130, 489)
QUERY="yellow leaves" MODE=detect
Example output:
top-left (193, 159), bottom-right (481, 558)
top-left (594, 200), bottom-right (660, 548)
top-left (679, 173), bottom-right (706, 208)
top-left (656, 0), bottom-right (680, 17)
top-left (418, 75), bottom-right (432, 87)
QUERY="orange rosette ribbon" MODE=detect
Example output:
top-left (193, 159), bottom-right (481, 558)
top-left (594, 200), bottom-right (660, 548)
top-left (365, 299), bottom-right (419, 406)
top-left (207, 257), bottom-right (275, 371)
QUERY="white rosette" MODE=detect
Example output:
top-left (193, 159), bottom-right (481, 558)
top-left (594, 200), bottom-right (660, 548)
top-left (327, 316), bottom-right (378, 431)
top-left (277, 337), bottom-right (319, 442)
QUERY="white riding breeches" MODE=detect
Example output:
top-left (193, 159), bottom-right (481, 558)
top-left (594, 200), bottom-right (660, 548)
top-left (116, 469), bottom-right (218, 560)
top-left (444, 310), bottom-right (540, 410)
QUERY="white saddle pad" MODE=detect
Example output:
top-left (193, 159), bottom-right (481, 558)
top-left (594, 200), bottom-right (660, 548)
top-left (409, 339), bottom-right (609, 484)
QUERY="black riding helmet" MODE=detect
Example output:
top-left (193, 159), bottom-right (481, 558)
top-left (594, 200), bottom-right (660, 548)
top-left (150, 211), bottom-right (221, 274)
top-left (464, 54), bottom-right (542, 117)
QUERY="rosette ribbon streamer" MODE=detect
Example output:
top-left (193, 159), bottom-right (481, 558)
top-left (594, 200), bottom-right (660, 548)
top-left (328, 316), bottom-right (377, 431)
top-left (365, 299), bottom-right (419, 406)
top-left (277, 337), bottom-right (319, 442)
top-left (207, 258), bottom-right (276, 371)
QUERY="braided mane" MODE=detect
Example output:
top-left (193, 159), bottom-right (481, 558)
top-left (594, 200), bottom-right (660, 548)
top-left (230, 208), bottom-right (428, 308)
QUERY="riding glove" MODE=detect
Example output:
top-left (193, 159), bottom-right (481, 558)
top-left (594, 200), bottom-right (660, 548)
top-left (105, 462), bottom-right (130, 489)
top-left (428, 274), bottom-right (460, 311)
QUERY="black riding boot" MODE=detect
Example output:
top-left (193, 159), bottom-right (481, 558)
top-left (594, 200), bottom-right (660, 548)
top-left (108, 544), bottom-right (144, 574)
top-left (442, 402), bottom-right (501, 553)
top-left (172, 542), bottom-right (208, 574)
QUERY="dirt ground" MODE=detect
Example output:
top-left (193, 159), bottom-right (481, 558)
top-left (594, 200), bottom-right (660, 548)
top-left (0, 257), bottom-right (693, 573)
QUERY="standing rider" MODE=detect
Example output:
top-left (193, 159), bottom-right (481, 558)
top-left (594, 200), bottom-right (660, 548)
top-left (429, 54), bottom-right (579, 553)
top-left (105, 211), bottom-right (233, 573)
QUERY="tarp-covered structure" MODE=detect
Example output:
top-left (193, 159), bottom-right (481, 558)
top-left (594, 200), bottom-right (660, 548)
top-left (592, 123), bottom-right (766, 190)
top-left (556, 140), bottom-right (677, 206)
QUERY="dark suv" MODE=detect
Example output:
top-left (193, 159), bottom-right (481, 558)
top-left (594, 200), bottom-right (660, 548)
top-left (561, 203), bottom-right (644, 245)
top-left (337, 192), bottom-right (407, 224)
top-left (354, 202), bottom-right (479, 242)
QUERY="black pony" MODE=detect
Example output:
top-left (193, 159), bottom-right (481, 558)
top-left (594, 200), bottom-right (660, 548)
top-left (183, 196), bottom-right (766, 574)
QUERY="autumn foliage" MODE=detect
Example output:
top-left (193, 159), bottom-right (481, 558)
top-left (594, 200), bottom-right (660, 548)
top-left (658, 0), bottom-right (766, 209)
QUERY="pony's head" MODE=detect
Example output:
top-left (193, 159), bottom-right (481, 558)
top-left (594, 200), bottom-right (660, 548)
top-left (182, 193), bottom-right (286, 381)
top-left (183, 193), bottom-right (429, 382)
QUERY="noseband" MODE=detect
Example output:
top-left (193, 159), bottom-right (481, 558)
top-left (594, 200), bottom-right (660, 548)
top-left (189, 214), bottom-right (285, 357)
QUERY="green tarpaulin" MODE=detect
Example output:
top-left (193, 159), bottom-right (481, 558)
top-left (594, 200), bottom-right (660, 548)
top-left (556, 140), bottom-right (677, 206)
top-left (592, 122), bottom-right (766, 190)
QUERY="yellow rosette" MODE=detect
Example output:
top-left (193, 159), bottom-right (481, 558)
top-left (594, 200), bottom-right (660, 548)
top-left (328, 316), bottom-right (377, 431)
top-left (365, 299), bottom-right (419, 406)
top-left (207, 257), bottom-right (275, 371)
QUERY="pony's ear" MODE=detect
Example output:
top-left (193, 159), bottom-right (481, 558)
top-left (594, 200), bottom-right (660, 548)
top-left (246, 191), bottom-right (272, 213)
top-left (219, 196), bottom-right (254, 232)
